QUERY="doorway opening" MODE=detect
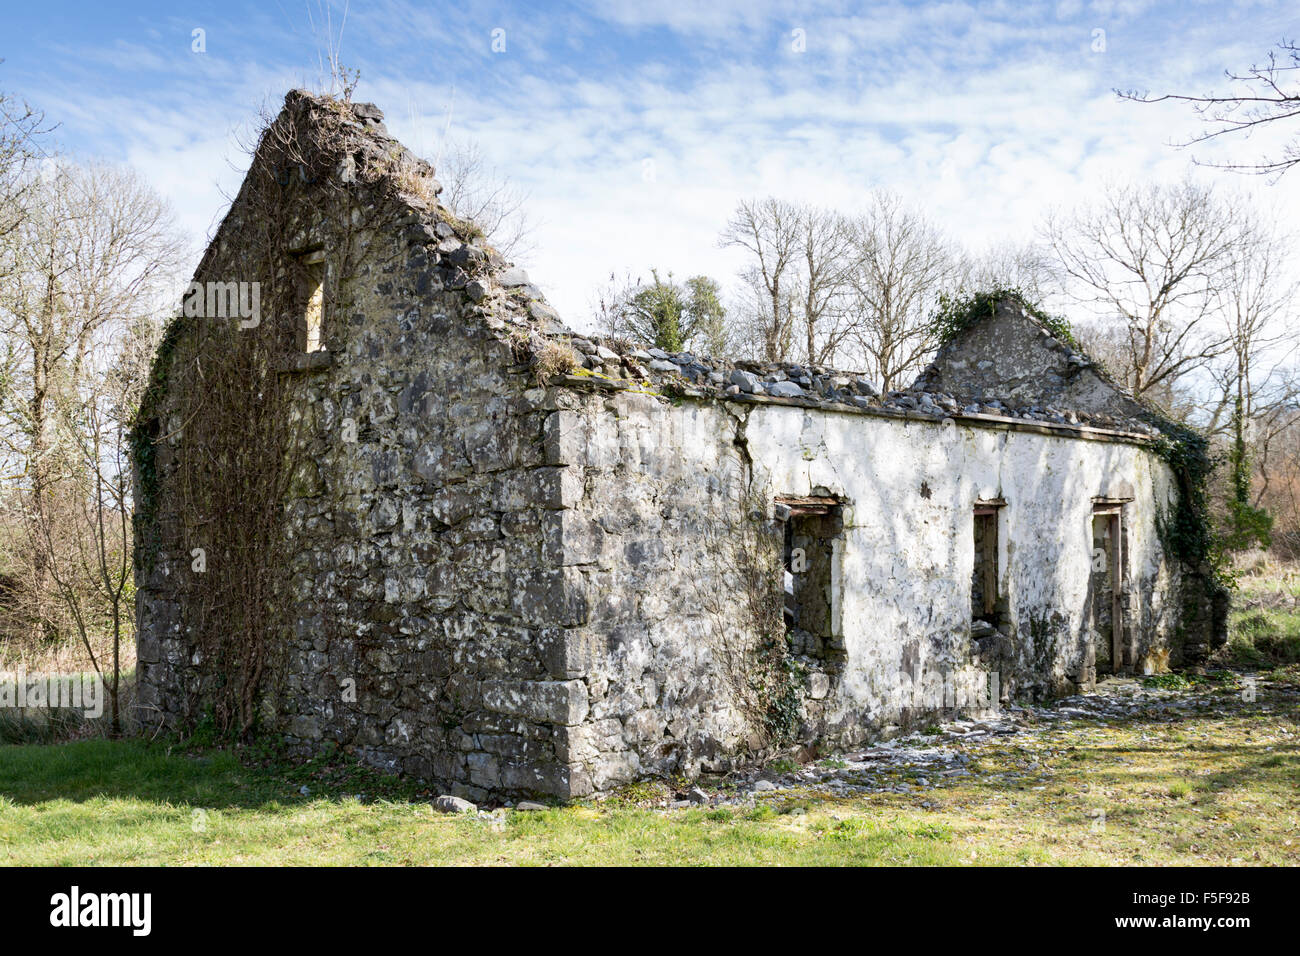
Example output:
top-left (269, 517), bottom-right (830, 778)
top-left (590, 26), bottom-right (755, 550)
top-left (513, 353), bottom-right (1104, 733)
top-left (971, 500), bottom-right (1005, 634)
top-left (1090, 501), bottom-right (1127, 674)
top-left (775, 495), bottom-right (845, 671)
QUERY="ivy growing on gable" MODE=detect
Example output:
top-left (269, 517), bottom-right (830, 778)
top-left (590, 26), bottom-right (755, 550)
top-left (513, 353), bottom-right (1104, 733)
top-left (928, 287), bottom-right (1078, 349)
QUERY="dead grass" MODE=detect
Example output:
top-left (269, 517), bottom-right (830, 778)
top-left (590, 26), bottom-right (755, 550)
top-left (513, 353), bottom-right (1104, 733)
top-left (0, 668), bottom-right (136, 744)
top-left (0, 628), bottom-right (136, 677)
top-left (532, 340), bottom-right (580, 382)
top-left (390, 156), bottom-right (439, 207)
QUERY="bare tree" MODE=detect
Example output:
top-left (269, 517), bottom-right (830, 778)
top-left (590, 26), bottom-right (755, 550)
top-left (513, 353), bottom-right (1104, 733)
top-left (1042, 179), bottom-right (1240, 399)
top-left (0, 160), bottom-right (184, 668)
top-left (720, 198), bottom-right (866, 366)
top-left (1211, 214), bottom-right (1297, 427)
top-left (725, 272), bottom-right (794, 362)
top-left (719, 198), bottom-right (802, 362)
top-left (1205, 213), bottom-right (1298, 548)
top-left (1120, 39), bottom-right (1300, 178)
top-left (35, 332), bottom-right (147, 732)
top-left (961, 241), bottom-right (1059, 307)
top-left (0, 79), bottom-right (50, 268)
top-left (436, 138), bottom-right (536, 260)
top-left (790, 206), bottom-right (856, 366)
top-left (844, 191), bottom-right (963, 391)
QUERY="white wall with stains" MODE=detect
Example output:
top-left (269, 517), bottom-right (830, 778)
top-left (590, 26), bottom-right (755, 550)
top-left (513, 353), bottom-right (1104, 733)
top-left (743, 402), bottom-right (1178, 733)
top-left (559, 390), bottom-right (1184, 786)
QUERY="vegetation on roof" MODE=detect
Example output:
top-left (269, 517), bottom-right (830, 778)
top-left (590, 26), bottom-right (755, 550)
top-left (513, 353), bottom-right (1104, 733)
top-left (929, 287), bottom-right (1078, 350)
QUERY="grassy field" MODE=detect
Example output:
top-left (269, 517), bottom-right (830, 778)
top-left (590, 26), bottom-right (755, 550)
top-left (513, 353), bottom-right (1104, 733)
top-left (1, 673), bottom-right (1296, 866)
top-left (1, 560), bottom-right (1297, 867)
top-left (1223, 555), bottom-right (1300, 671)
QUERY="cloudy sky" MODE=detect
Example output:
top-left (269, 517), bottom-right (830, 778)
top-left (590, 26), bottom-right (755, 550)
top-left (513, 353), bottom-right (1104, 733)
top-left (3, 0), bottom-right (1298, 330)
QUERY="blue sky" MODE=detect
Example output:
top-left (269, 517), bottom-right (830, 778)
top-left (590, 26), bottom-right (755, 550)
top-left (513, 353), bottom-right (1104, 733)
top-left (3, 0), bottom-right (1298, 326)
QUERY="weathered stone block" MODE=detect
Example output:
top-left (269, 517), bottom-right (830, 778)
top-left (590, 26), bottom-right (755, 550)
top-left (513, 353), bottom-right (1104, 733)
top-left (480, 678), bottom-right (589, 726)
top-left (540, 627), bottom-right (605, 680)
top-left (288, 714), bottom-right (321, 740)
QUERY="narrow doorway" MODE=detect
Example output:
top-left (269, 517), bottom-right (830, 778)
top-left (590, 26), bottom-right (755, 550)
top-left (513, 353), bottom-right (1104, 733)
top-left (775, 495), bottom-right (845, 670)
top-left (1090, 502), bottom-right (1125, 674)
top-left (971, 501), bottom-right (1004, 632)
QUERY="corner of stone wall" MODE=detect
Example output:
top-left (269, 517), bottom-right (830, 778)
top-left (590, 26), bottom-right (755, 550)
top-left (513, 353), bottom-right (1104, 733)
top-left (1174, 564), bottom-right (1230, 666)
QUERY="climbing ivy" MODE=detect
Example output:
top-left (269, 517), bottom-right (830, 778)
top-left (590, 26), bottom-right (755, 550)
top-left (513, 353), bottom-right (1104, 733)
top-left (1224, 396), bottom-right (1273, 551)
top-left (758, 644), bottom-right (805, 744)
top-left (1146, 412), bottom-right (1234, 593)
top-left (929, 287), bottom-right (1078, 349)
top-left (128, 314), bottom-right (185, 571)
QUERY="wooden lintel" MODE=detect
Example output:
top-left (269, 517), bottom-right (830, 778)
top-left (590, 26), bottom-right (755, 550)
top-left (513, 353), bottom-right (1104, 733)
top-left (776, 495), bottom-right (841, 516)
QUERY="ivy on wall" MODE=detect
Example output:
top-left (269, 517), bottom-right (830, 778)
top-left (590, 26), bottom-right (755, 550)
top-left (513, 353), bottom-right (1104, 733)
top-left (928, 287), bottom-right (1079, 350)
top-left (129, 315), bottom-right (185, 572)
top-left (1148, 414), bottom-right (1234, 594)
top-left (128, 92), bottom-right (433, 737)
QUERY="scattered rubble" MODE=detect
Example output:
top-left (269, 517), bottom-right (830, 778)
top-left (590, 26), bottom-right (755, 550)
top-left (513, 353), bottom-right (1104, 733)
top-left (648, 676), bottom-right (1280, 808)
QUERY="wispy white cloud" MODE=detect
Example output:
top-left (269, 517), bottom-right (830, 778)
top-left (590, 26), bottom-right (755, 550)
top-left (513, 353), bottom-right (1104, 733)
top-left (5, 0), bottom-right (1297, 329)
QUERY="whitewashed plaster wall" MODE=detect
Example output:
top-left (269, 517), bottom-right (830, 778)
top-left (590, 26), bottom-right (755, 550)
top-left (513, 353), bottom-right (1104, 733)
top-left (557, 390), bottom-right (1182, 787)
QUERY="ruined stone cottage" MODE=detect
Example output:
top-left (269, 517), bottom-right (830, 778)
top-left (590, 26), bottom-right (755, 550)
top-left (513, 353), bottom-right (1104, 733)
top-left (134, 91), bottom-right (1225, 801)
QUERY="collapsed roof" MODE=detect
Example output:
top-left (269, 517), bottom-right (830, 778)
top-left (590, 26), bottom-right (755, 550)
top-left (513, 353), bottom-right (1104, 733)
top-left (243, 91), bottom-right (1165, 443)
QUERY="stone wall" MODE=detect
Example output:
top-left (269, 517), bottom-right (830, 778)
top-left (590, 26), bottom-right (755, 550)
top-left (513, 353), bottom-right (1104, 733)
top-left (135, 92), bottom-right (594, 801)
top-left (547, 384), bottom-right (1187, 791)
top-left (915, 298), bottom-right (1150, 423)
top-left (544, 392), bottom-right (760, 788)
top-left (267, 281), bottom-right (589, 799)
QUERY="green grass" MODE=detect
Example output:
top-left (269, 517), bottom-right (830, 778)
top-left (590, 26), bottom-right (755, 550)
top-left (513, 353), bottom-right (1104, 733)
top-left (2, 679), bottom-right (1298, 865)
top-left (1142, 673), bottom-right (1192, 690)
top-left (1221, 560), bottom-right (1300, 670)
top-left (0, 739), bottom-right (976, 865)
top-left (4, 563), bottom-right (1300, 866)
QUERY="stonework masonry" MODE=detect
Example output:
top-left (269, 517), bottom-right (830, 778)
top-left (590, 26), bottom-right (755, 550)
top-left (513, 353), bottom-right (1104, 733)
top-left (134, 92), bottom-right (1224, 801)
